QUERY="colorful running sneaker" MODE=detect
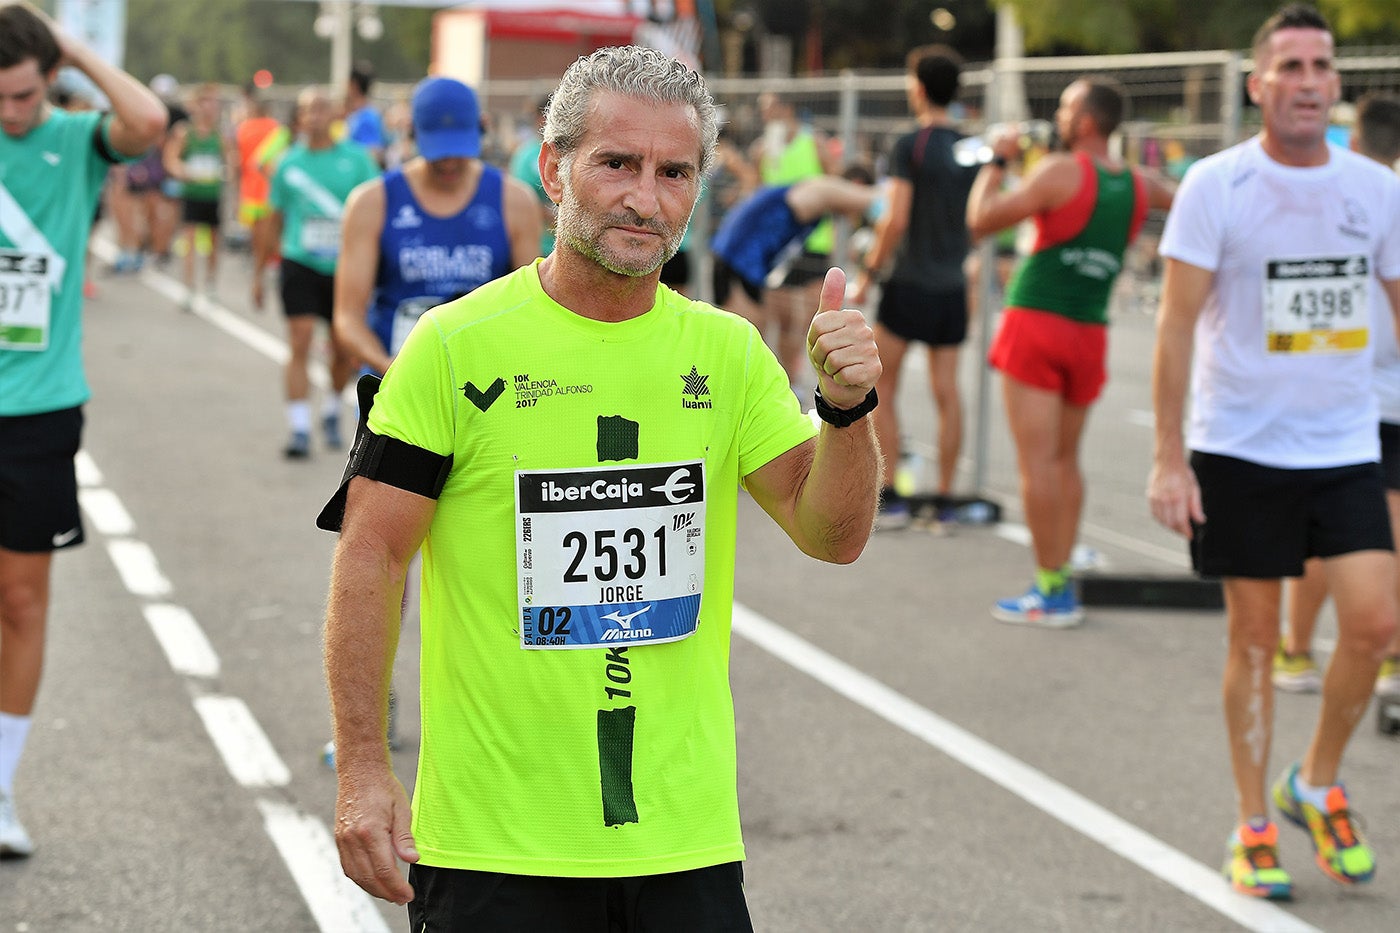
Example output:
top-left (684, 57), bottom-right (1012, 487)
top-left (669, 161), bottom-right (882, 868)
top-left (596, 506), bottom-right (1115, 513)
top-left (1272, 647), bottom-right (1322, 693)
top-left (991, 583), bottom-right (1084, 628)
top-left (1272, 763), bottom-right (1375, 885)
top-left (1375, 656), bottom-right (1400, 698)
top-left (1223, 820), bottom-right (1292, 900)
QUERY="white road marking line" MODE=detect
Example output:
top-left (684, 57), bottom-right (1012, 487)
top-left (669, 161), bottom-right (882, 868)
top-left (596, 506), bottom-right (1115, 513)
top-left (731, 603), bottom-right (1322, 933)
top-left (79, 455), bottom-right (368, 932)
top-left (993, 521), bottom-right (1032, 546)
top-left (1078, 519), bottom-right (1192, 569)
top-left (257, 798), bottom-right (391, 933)
top-left (92, 234), bottom-right (325, 387)
top-left (193, 695), bottom-right (291, 789)
top-left (74, 448), bottom-right (103, 487)
top-left (993, 518), bottom-right (1191, 570)
top-left (143, 603), bottom-right (221, 679)
top-left (78, 487), bottom-right (136, 536)
top-left (105, 538), bottom-right (172, 597)
top-left (1127, 408), bottom-right (1154, 427)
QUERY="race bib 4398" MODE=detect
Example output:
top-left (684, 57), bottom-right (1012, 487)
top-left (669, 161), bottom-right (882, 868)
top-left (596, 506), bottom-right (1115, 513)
top-left (1263, 255), bottom-right (1368, 354)
top-left (516, 461), bottom-right (705, 649)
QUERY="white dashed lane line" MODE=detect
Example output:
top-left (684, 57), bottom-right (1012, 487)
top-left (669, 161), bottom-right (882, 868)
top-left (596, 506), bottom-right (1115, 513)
top-left (76, 448), bottom-right (388, 933)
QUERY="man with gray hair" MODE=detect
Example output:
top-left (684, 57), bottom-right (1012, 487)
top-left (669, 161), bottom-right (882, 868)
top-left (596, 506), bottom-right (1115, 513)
top-left (322, 45), bottom-right (883, 928)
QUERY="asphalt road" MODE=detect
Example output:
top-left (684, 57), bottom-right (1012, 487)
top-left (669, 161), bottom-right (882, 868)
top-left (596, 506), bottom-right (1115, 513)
top-left (1, 237), bottom-right (1397, 932)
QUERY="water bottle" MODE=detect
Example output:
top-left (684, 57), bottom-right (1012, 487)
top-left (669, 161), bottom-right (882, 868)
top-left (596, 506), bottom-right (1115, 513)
top-left (952, 120), bottom-right (1056, 167)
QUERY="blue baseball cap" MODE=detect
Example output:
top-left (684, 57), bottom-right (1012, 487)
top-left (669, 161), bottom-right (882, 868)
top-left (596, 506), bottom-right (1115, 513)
top-left (412, 76), bottom-right (481, 160)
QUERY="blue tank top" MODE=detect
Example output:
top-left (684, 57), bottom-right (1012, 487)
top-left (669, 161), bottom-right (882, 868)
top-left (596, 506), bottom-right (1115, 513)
top-left (370, 164), bottom-right (512, 359)
top-left (710, 185), bottom-right (813, 291)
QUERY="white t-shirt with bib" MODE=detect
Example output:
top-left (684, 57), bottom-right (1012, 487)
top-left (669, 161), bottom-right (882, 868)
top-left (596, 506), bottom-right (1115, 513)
top-left (1161, 137), bottom-right (1400, 468)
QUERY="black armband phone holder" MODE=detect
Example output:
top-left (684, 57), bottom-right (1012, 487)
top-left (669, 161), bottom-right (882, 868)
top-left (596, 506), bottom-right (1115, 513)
top-left (315, 374), bottom-right (454, 532)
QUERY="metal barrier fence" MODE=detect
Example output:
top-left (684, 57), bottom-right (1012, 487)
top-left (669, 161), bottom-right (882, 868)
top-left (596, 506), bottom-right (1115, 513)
top-left (477, 45), bottom-right (1400, 179)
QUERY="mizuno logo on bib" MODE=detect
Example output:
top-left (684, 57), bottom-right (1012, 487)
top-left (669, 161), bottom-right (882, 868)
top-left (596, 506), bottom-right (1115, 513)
top-left (515, 461), bottom-right (705, 649)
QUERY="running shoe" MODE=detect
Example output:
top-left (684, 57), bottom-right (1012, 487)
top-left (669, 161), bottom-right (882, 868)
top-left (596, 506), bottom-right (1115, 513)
top-left (875, 498), bottom-right (911, 532)
top-left (283, 431), bottom-right (311, 460)
top-left (1376, 656), bottom-right (1400, 698)
top-left (0, 791), bottom-right (35, 859)
top-left (1222, 820), bottom-right (1292, 900)
top-left (991, 582), bottom-right (1084, 627)
top-left (1272, 647), bottom-right (1322, 694)
top-left (1272, 763), bottom-right (1375, 885)
top-left (323, 414), bottom-right (343, 450)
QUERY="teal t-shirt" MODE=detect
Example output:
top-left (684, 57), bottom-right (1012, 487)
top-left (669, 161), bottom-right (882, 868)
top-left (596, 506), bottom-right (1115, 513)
top-left (0, 108), bottom-right (117, 416)
top-left (269, 140), bottom-right (379, 275)
top-left (368, 261), bottom-right (816, 876)
top-left (507, 137), bottom-right (555, 255)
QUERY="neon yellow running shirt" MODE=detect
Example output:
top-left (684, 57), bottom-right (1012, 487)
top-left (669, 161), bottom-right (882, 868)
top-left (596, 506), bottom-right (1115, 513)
top-left (369, 260), bottom-right (817, 876)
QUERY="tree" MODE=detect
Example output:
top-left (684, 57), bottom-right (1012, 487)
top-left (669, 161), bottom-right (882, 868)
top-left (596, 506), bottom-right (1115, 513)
top-left (995, 0), bottom-right (1400, 54)
top-left (717, 0), bottom-right (998, 71)
top-left (120, 0), bottom-right (435, 87)
top-left (1320, 0), bottom-right (1400, 42)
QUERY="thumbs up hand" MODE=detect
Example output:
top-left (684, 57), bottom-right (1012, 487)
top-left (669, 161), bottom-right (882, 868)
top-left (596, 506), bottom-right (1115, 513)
top-left (806, 267), bottom-right (881, 409)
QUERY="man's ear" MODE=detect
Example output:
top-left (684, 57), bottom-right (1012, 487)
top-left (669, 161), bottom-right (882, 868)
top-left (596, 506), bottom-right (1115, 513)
top-left (539, 141), bottom-right (564, 204)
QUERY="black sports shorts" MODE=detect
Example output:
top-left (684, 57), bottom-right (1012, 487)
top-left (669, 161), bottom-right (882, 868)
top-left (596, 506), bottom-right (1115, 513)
top-left (1189, 450), bottom-right (1393, 578)
top-left (660, 249), bottom-right (691, 289)
top-left (876, 280), bottom-right (968, 347)
top-left (407, 861), bottom-right (753, 932)
top-left (279, 258), bottom-right (334, 322)
top-left (1381, 421), bottom-right (1400, 490)
top-left (712, 257), bottom-right (763, 305)
top-left (181, 197), bottom-right (221, 228)
top-left (0, 406), bottom-right (85, 553)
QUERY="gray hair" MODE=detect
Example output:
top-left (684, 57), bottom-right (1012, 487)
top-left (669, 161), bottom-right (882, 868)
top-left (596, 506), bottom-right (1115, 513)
top-left (544, 46), bottom-right (718, 176)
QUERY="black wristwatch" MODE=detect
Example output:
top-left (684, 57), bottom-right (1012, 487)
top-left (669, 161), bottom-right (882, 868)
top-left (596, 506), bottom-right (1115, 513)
top-left (814, 388), bottom-right (878, 427)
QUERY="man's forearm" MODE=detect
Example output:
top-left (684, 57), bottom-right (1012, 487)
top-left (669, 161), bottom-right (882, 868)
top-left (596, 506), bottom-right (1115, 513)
top-left (1148, 323), bottom-right (1192, 465)
top-left (324, 542), bottom-right (407, 768)
top-left (63, 40), bottom-right (165, 155)
top-left (792, 418), bottom-right (881, 564)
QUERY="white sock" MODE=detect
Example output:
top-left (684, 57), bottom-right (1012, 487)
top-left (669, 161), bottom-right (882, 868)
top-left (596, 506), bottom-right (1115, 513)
top-left (321, 396), bottom-right (340, 421)
top-left (0, 712), bottom-right (33, 796)
top-left (286, 400), bottom-right (311, 434)
top-left (1293, 772), bottom-right (1333, 808)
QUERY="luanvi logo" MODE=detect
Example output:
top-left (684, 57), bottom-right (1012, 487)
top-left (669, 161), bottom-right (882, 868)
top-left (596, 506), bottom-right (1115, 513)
top-left (682, 366), bottom-right (712, 409)
top-left (461, 377), bottom-right (506, 411)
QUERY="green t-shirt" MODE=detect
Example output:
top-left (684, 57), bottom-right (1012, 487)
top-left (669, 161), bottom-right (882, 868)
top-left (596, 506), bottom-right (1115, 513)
top-left (179, 127), bottom-right (224, 202)
top-left (269, 140), bottom-right (378, 275)
top-left (761, 129), bottom-right (832, 255)
top-left (0, 108), bottom-right (117, 416)
top-left (369, 261), bottom-right (816, 876)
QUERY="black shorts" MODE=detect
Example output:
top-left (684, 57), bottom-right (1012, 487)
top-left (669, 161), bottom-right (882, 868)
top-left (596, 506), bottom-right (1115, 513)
top-left (181, 197), bottom-right (221, 228)
top-left (777, 250), bottom-right (829, 288)
top-left (876, 280), bottom-right (968, 347)
top-left (279, 258), bottom-right (334, 321)
top-left (1189, 451), bottom-right (1393, 578)
top-left (713, 257), bottom-right (762, 305)
top-left (0, 407), bottom-right (85, 553)
top-left (1381, 421), bottom-right (1400, 490)
top-left (660, 249), bottom-right (691, 288)
top-left (407, 861), bottom-right (753, 932)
